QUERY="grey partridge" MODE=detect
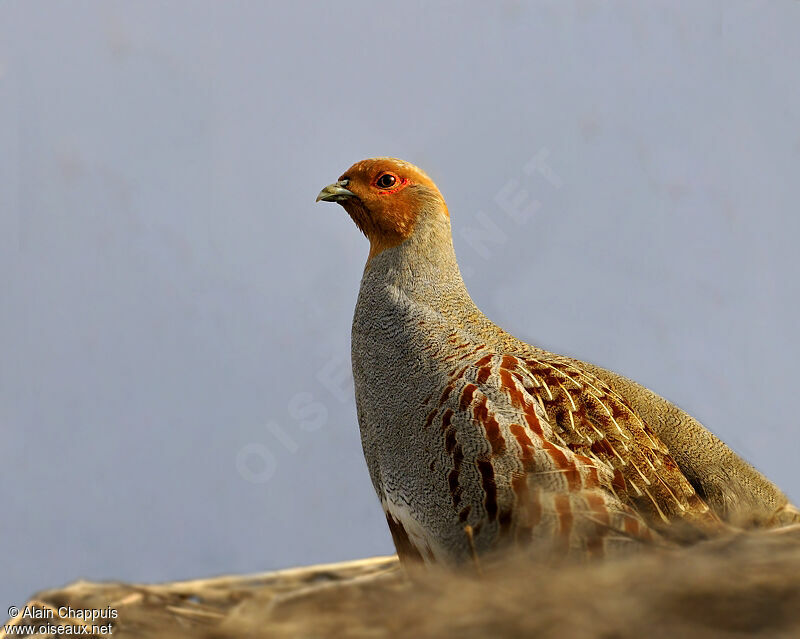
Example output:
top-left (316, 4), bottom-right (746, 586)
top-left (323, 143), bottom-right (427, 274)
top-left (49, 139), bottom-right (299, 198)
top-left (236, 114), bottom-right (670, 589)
top-left (317, 157), bottom-right (799, 564)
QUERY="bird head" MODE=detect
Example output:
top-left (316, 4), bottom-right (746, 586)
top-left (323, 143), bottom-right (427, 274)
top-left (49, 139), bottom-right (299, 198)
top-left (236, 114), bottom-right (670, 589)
top-left (316, 157), bottom-right (448, 261)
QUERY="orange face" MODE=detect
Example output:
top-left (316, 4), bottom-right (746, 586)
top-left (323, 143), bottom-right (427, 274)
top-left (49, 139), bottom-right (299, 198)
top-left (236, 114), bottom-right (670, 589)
top-left (317, 157), bottom-right (448, 260)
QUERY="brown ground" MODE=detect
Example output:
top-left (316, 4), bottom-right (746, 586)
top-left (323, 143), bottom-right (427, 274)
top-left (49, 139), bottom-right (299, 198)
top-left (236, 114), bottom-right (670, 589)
top-left (6, 527), bottom-right (800, 639)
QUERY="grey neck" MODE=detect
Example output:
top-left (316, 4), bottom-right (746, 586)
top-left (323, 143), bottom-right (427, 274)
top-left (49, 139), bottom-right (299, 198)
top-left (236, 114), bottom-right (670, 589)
top-left (359, 208), bottom-right (477, 317)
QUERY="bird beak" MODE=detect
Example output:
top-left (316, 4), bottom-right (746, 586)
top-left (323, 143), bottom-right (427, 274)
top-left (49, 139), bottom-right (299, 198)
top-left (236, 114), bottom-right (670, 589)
top-left (316, 179), bottom-right (355, 203)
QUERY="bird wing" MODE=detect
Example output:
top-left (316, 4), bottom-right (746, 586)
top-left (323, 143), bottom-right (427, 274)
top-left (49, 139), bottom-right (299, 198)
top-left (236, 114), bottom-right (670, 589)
top-left (567, 358), bottom-right (800, 528)
top-left (423, 351), bottom-right (723, 558)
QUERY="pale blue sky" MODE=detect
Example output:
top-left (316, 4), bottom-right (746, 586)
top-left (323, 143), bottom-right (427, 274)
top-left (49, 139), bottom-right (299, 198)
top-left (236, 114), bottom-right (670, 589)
top-left (1, 1), bottom-right (798, 607)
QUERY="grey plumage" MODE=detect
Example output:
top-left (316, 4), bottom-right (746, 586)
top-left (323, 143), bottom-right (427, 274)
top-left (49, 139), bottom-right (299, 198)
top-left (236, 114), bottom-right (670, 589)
top-left (319, 157), bottom-right (799, 564)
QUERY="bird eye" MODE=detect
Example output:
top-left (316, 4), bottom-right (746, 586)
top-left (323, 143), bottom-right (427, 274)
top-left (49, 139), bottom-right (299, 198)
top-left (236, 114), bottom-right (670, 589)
top-left (376, 173), bottom-right (397, 189)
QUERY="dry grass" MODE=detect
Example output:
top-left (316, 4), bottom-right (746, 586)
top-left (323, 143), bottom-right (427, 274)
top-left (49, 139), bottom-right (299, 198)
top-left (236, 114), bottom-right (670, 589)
top-left (7, 527), bottom-right (800, 638)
